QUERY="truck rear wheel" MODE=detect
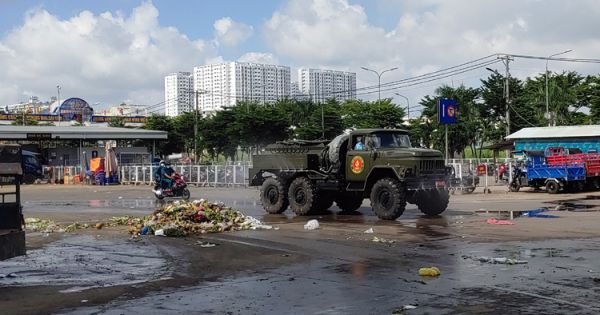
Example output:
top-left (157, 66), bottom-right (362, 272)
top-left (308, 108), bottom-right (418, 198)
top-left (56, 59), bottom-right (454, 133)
top-left (288, 177), bottom-right (318, 216)
top-left (370, 178), bottom-right (406, 220)
top-left (335, 192), bottom-right (363, 212)
top-left (416, 189), bottom-right (450, 216)
top-left (260, 177), bottom-right (288, 214)
top-left (546, 181), bottom-right (559, 194)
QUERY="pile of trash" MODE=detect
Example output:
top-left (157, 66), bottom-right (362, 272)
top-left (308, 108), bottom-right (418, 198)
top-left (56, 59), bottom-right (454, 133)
top-left (122, 199), bottom-right (274, 237)
top-left (24, 199), bottom-right (274, 238)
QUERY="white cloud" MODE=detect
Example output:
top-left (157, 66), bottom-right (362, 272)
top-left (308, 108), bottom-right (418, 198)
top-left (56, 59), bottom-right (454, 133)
top-left (0, 3), bottom-right (217, 105)
top-left (238, 52), bottom-right (279, 64)
top-left (213, 17), bottom-right (253, 47)
top-left (264, 0), bottom-right (600, 104)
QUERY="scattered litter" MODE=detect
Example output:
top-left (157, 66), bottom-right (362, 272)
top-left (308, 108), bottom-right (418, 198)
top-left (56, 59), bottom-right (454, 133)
top-left (140, 226), bottom-right (151, 235)
top-left (555, 205), bottom-right (567, 211)
top-left (24, 217), bottom-right (62, 233)
top-left (81, 300), bottom-right (88, 303)
top-left (522, 209), bottom-right (560, 218)
top-left (592, 277), bottom-right (600, 283)
top-left (364, 227), bottom-right (374, 234)
top-left (118, 196), bottom-right (123, 199)
top-left (418, 267), bottom-right (441, 277)
top-left (304, 219), bottom-right (320, 230)
top-left (477, 257), bottom-right (528, 265)
top-left (7, 273), bottom-right (18, 278)
top-left (95, 223), bottom-right (104, 229)
top-left (486, 218), bottom-right (514, 225)
top-left (197, 241), bottom-right (217, 248)
top-left (154, 229), bottom-right (165, 236)
top-left (372, 236), bottom-right (395, 244)
top-left (403, 305), bottom-right (418, 310)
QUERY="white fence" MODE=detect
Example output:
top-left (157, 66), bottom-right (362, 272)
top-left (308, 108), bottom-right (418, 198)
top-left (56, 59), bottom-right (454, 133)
top-left (119, 164), bottom-right (250, 187)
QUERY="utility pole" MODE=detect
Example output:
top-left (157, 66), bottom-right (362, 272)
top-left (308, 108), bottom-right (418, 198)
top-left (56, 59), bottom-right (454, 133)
top-left (194, 90), bottom-right (199, 163)
top-left (499, 55), bottom-right (513, 138)
top-left (545, 49), bottom-right (572, 126)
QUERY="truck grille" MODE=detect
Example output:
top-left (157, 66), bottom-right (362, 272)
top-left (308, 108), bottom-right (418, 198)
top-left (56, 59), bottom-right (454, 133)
top-left (419, 160), bottom-right (445, 174)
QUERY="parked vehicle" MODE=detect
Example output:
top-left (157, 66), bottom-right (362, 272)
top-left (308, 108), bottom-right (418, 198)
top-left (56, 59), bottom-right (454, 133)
top-left (509, 150), bottom-right (587, 193)
top-left (153, 173), bottom-right (191, 200)
top-left (21, 150), bottom-right (43, 184)
top-left (249, 129), bottom-right (452, 220)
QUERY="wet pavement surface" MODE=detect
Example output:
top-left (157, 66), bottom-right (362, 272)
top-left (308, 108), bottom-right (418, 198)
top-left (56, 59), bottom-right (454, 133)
top-left (3, 185), bottom-right (600, 314)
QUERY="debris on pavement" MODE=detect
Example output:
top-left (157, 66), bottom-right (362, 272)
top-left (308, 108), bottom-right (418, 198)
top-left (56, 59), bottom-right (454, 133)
top-left (25, 200), bottom-right (275, 238)
top-left (24, 218), bottom-right (63, 233)
top-left (304, 219), bottom-right (320, 230)
top-left (418, 267), bottom-right (441, 277)
top-left (522, 209), bottom-right (560, 218)
top-left (372, 236), bottom-right (395, 244)
top-left (364, 227), bottom-right (374, 234)
top-left (477, 257), bottom-right (528, 265)
top-left (403, 305), bottom-right (418, 310)
top-left (486, 218), bottom-right (515, 225)
top-left (197, 241), bottom-right (217, 248)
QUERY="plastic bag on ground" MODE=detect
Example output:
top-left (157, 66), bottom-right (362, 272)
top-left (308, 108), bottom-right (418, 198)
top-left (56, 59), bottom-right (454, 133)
top-left (418, 267), bottom-right (441, 277)
top-left (304, 219), bottom-right (319, 230)
top-left (487, 218), bottom-right (514, 225)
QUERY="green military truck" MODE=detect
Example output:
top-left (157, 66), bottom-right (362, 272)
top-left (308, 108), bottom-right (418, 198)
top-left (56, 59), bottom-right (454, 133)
top-left (249, 129), bottom-right (452, 220)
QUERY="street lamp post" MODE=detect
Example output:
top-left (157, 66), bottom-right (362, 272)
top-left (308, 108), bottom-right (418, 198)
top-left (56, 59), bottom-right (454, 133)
top-left (56, 85), bottom-right (61, 124)
top-left (545, 49), bottom-right (572, 126)
top-left (361, 66), bottom-right (398, 102)
top-left (394, 93), bottom-right (410, 120)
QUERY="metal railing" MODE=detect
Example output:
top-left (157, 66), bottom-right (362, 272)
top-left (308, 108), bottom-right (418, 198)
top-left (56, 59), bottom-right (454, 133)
top-left (119, 164), bottom-right (250, 187)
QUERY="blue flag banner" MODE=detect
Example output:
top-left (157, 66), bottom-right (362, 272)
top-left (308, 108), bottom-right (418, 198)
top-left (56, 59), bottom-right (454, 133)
top-left (438, 98), bottom-right (457, 125)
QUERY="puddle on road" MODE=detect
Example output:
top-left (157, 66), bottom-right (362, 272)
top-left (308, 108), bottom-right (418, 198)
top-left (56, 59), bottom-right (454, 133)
top-left (0, 235), bottom-right (171, 292)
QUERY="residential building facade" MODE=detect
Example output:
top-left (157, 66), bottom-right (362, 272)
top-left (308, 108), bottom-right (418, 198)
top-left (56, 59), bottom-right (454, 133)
top-left (298, 68), bottom-right (356, 103)
top-left (164, 72), bottom-right (192, 117)
top-left (193, 62), bottom-right (291, 115)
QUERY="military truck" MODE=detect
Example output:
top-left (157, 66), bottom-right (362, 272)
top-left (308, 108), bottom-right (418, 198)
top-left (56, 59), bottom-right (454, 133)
top-left (248, 129), bottom-right (452, 220)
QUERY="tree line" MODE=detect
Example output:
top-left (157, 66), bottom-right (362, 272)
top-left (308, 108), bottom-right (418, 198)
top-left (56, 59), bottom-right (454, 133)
top-left (145, 71), bottom-right (600, 160)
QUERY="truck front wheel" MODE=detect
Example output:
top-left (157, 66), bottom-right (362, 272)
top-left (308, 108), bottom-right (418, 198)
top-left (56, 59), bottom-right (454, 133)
top-left (288, 177), bottom-right (318, 215)
top-left (416, 189), bottom-right (450, 216)
top-left (370, 178), bottom-right (406, 220)
top-left (260, 177), bottom-right (288, 214)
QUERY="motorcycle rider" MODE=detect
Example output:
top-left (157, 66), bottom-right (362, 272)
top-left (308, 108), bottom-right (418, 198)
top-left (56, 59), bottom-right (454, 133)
top-left (153, 160), bottom-right (173, 193)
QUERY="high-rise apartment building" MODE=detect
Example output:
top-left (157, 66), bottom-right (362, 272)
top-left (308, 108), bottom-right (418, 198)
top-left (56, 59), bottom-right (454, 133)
top-left (298, 68), bottom-right (356, 103)
top-left (193, 62), bottom-right (290, 115)
top-left (164, 72), bottom-right (192, 117)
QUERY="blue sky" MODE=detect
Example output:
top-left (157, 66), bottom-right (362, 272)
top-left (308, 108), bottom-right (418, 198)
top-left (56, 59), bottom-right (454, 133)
top-left (1, 0), bottom-right (599, 108)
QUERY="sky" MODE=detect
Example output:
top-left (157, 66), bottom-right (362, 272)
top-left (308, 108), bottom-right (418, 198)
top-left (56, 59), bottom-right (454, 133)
top-left (1, 0), bottom-right (600, 113)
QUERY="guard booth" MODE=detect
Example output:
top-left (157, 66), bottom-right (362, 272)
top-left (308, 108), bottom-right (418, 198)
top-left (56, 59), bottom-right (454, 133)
top-left (0, 144), bottom-right (26, 260)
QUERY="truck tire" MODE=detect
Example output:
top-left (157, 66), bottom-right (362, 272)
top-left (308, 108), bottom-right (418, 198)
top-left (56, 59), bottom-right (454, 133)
top-left (546, 181), bottom-right (559, 194)
top-left (260, 177), bottom-right (289, 214)
top-left (417, 189), bottom-right (450, 216)
top-left (288, 177), bottom-right (318, 216)
top-left (335, 192), bottom-right (363, 212)
top-left (370, 178), bottom-right (406, 220)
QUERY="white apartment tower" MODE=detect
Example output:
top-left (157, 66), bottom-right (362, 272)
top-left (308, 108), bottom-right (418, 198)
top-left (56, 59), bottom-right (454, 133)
top-left (298, 68), bottom-right (356, 103)
top-left (193, 62), bottom-right (290, 115)
top-left (164, 72), bottom-right (192, 117)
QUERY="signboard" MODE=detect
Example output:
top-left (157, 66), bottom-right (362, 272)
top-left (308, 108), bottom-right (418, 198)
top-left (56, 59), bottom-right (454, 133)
top-left (0, 114), bottom-right (147, 124)
top-left (438, 98), bottom-right (457, 125)
top-left (26, 133), bottom-right (52, 140)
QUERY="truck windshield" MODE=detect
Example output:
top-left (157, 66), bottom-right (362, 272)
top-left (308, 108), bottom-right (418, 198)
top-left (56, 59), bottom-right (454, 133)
top-left (369, 133), bottom-right (411, 149)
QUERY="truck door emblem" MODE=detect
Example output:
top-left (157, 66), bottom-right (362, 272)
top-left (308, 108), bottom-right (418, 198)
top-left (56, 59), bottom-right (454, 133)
top-left (351, 156), bottom-right (364, 174)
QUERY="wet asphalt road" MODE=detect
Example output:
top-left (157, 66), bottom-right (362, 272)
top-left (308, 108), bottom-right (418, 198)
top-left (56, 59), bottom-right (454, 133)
top-left (3, 185), bottom-right (600, 314)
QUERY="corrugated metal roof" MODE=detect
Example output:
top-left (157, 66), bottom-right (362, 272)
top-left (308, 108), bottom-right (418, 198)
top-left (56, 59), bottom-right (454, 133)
top-left (0, 125), bottom-right (167, 140)
top-left (506, 125), bottom-right (600, 140)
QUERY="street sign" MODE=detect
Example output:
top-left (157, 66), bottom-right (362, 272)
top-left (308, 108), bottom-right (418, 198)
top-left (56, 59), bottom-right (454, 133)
top-left (438, 98), bottom-right (457, 125)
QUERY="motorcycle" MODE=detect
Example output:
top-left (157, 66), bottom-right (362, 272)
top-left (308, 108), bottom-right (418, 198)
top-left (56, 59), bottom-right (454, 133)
top-left (153, 173), bottom-right (191, 200)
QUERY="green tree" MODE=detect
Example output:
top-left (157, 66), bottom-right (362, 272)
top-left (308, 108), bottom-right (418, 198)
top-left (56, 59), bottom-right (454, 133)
top-left (107, 116), bottom-right (126, 128)
top-left (11, 114), bottom-right (39, 126)
top-left (143, 115), bottom-right (183, 156)
top-left (341, 98), bottom-right (405, 129)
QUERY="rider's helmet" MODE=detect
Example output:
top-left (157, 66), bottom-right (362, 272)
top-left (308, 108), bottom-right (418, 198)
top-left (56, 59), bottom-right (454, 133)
top-left (159, 160), bottom-right (165, 166)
